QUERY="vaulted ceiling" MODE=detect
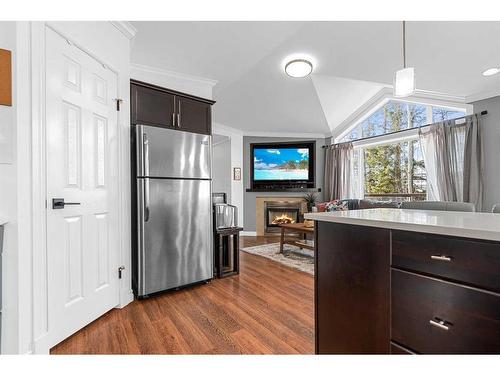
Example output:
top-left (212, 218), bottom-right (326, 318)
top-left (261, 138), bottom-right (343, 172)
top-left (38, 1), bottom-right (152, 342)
top-left (131, 21), bottom-right (500, 137)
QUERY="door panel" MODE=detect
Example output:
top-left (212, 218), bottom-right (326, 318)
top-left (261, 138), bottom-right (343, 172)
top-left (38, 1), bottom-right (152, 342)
top-left (46, 27), bottom-right (120, 347)
top-left (137, 125), bottom-right (211, 179)
top-left (177, 96), bottom-right (211, 134)
top-left (131, 84), bottom-right (175, 128)
top-left (138, 178), bottom-right (213, 295)
top-left (64, 216), bottom-right (84, 303)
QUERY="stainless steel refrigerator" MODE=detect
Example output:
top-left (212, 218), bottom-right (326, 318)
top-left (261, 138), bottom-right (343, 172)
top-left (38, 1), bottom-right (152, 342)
top-left (133, 125), bottom-right (213, 298)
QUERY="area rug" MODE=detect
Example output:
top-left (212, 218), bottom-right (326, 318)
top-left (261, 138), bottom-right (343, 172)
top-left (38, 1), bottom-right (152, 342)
top-left (241, 243), bottom-right (314, 275)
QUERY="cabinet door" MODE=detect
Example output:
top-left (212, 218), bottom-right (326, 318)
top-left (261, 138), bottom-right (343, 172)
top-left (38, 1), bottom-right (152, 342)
top-left (315, 222), bottom-right (391, 354)
top-left (176, 96), bottom-right (211, 135)
top-left (131, 84), bottom-right (175, 128)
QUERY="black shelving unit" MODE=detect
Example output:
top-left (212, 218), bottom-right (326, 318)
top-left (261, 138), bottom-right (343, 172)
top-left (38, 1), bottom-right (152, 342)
top-left (214, 227), bottom-right (243, 278)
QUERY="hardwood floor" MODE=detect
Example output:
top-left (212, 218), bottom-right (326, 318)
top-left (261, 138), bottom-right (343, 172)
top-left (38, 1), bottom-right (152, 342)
top-left (240, 235), bottom-right (283, 247)
top-left (50, 236), bottom-right (314, 354)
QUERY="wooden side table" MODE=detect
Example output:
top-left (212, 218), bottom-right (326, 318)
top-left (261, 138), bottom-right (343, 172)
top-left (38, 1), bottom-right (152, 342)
top-left (279, 222), bottom-right (315, 253)
top-left (214, 227), bottom-right (243, 278)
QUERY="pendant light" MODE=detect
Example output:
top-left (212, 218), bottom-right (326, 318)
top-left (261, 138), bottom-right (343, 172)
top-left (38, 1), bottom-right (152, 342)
top-left (394, 21), bottom-right (416, 98)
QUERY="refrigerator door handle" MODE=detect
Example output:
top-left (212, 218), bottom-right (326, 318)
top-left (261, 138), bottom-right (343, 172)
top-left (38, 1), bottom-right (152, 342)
top-left (144, 178), bottom-right (150, 222)
top-left (137, 178), bottom-right (147, 295)
top-left (143, 133), bottom-right (150, 177)
top-left (143, 132), bottom-right (150, 221)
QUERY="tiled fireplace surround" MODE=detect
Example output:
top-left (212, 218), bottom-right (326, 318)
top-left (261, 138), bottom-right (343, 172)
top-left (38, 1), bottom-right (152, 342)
top-left (255, 197), bottom-right (308, 236)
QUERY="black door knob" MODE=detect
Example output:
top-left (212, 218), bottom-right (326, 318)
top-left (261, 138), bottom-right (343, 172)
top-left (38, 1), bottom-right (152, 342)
top-left (52, 198), bottom-right (81, 209)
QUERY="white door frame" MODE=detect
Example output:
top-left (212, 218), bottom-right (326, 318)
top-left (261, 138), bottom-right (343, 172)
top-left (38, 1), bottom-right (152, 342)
top-left (15, 21), bottom-right (133, 354)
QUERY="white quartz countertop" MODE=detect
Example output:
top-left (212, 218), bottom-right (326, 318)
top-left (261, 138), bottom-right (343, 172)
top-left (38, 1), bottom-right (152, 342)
top-left (305, 208), bottom-right (500, 242)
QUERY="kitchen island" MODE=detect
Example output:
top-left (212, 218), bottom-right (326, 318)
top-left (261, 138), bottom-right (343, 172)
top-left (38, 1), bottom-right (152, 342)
top-left (304, 208), bottom-right (500, 354)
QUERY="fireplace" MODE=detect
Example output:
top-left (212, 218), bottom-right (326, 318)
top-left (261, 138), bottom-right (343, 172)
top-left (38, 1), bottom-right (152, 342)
top-left (264, 201), bottom-right (301, 233)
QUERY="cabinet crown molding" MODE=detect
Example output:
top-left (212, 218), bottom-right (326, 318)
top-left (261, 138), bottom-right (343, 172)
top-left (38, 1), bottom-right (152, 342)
top-left (110, 21), bottom-right (138, 40)
top-left (131, 63), bottom-right (218, 87)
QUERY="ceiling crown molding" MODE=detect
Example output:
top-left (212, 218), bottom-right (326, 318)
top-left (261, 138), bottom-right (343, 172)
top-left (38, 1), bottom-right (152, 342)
top-left (412, 89), bottom-right (466, 103)
top-left (131, 63), bottom-right (218, 87)
top-left (212, 122), bottom-right (244, 136)
top-left (110, 21), bottom-right (138, 40)
top-left (465, 89), bottom-right (500, 104)
top-left (213, 122), bottom-right (328, 139)
top-left (242, 131), bottom-right (327, 139)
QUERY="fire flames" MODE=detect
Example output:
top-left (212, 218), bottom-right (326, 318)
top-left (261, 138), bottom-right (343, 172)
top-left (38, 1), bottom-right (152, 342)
top-left (271, 214), bottom-right (295, 225)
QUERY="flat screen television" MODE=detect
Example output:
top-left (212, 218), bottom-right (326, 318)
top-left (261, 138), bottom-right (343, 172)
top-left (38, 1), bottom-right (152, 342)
top-left (250, 141), bottom-right (315, 189)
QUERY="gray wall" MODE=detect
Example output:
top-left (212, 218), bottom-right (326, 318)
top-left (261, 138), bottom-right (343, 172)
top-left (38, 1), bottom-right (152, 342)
top-left (471, 95), bottom-right (500, 212)
top-left (243, 136), bottom-right (326, 231)
top-left (212, 137), bottom-right (232, 202)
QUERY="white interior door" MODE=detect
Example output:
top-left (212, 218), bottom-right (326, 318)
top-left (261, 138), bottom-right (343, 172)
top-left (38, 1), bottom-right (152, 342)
top-left (45, 27), bottom-right (120, 347)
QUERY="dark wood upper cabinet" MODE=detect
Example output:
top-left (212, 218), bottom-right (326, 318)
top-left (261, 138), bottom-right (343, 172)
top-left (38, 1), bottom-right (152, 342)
top-left (131, 84), bottom-right (176, 128)
top-left (131, 80), bottom-right (214, 135)
top-left (177, 96), bottom-right (212, 135)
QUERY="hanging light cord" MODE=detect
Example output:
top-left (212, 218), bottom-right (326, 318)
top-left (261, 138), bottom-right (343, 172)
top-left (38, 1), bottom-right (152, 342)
top-left (402, 21), bottom-right (406, 69)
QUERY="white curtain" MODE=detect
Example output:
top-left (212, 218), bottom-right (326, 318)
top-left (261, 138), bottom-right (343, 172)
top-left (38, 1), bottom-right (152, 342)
top-left (349, 148), bottom-right (365, 199)
top-left (324, 143), bottom-right (354, 201)
top-left (419, 114), bottom-right (483, 210)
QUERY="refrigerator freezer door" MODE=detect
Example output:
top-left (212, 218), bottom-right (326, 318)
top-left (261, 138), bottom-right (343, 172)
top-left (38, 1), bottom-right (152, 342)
top-left (137, 178), bottom-right (213, 296)
top-left (136, 125), bottom-right (211, 179)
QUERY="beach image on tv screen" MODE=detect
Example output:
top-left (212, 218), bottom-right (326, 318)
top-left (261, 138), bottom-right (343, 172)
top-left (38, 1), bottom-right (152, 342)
top-left (254, 148), bottom-right (309, 180)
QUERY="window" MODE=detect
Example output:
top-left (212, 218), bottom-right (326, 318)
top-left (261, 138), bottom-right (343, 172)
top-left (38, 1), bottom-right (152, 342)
top-left (363, 139), bottom-right (426, 201)
top-left (339, 98), bottom-right (467, 200)
top-left (340, 100), bottom-right (465, 142)
top-left (432, 107), bottom-right (466, 122)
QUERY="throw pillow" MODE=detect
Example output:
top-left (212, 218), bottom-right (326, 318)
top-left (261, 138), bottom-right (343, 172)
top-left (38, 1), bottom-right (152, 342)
top-left (325, 200), bottom-right (349, 212)
top-left (316, 200), bottom-right (349, 212)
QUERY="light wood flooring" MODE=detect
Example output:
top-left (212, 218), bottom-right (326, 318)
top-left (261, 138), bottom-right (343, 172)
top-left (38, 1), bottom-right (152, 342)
top-left (50, 236), bottom-right (314, 354)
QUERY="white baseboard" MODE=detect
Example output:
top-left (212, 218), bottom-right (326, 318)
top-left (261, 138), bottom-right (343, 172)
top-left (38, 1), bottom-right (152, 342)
top-left (118, 289), bottom-right (135, 308)
top-left (240, 231), bottom-right (257, 236)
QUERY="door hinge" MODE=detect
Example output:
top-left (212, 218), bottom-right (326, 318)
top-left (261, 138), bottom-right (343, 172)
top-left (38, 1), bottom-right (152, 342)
top-left (118, 266), bottom-right (125, 279)
top-left (114, 98), bottom-right (123, 111)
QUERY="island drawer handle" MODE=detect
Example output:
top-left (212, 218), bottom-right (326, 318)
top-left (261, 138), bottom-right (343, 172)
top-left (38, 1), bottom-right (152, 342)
top-left (430, 255), bottom-right (452, 262)
top-left (429, 318), bottom-right (450, 331)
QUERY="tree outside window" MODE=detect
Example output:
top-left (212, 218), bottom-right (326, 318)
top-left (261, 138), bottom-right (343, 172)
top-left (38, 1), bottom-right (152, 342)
top-left (362, 102), bottom-right (427, 201)
top-left (432, 107), bottom-right (466, 122)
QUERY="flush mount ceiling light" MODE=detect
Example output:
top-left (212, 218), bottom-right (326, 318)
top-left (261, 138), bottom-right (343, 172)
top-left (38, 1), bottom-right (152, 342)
top-left (394, 21), bottom-right (416, 98)
top-left (482, 67), bottom-right (500, 76)
top-left (284, 58), bottom-right (314, 78)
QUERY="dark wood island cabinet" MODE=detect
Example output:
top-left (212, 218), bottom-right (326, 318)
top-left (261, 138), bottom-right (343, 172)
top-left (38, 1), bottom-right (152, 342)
top-left (306, 209), bottom-right (500, 354)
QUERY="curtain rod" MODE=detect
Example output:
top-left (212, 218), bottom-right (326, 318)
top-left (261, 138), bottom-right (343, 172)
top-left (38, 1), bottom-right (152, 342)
top-left (323, 110), bottom-right (488, 148)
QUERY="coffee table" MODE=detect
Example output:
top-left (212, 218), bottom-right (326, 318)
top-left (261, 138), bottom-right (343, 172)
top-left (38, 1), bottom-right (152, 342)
top-left (279, 222), bottom-right (315, 254)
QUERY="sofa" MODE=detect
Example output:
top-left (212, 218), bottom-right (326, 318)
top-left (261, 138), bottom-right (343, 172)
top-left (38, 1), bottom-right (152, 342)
top-left (315, 199), bottom-right (476, 212)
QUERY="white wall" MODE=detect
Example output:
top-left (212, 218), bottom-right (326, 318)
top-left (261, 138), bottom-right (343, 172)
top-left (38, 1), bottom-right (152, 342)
top-left (212, 123), bottom-right (244, 227)
top-left (0, 21), bottom-right (18, 354)
top-left (212, 136), bottom-right (232, 202)
top-left (471, 95), bottom-right (500, 212)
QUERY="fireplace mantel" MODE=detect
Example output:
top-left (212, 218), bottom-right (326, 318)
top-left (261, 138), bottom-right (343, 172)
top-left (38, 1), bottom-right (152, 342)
top-left (255, 197), bottom-right (308, 236)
